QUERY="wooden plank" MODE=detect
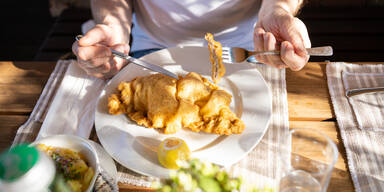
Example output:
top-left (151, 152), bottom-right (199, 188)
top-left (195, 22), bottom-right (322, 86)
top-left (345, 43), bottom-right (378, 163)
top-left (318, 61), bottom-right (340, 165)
top-left (286, 63), bottom-right (333, 121)
top-left (287, 62), bottom-right (382, 120)
top-left (0, 61), bottom-right (55, 76)
top-left (0, 115), bottom-right (29, 152)
top-left (289, 121), bottom-right (354, 192)
top-left (0, 62), bottom-right (55, 114)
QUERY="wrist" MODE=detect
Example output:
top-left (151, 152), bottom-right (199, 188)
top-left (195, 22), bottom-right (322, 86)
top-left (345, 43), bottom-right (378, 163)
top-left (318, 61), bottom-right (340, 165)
top-left (91, 0), bottom-right (132, 44)
top-left (259, 0), bottom-right (303, 18)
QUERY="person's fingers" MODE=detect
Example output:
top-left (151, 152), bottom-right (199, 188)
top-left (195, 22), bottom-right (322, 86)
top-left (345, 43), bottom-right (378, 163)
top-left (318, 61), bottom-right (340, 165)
top-left (280, 41), bottom-right (309, 71)
top-left (263, 32), bottom-right (286, 69)
top-left (254, 27), bottom-right (265, 52)
top-left (78, 57), bottom-right (111, 69)
top-left (101, 57), bottom-right (125, 79)
top-left (77, 43), bottom-right (129, 79)
top-left (253, 27), bottom-right (269, 64)
top-left (109, 44), bottom-right (130, 71)
top-left (86, 72), bottom-right (105, 79)
top-left (84, 63), bottom-right (111, 74)
top-left (261, 32), bottom-right (275, 67)
top-left (87, 44), bottom-right (130, 79)
top-left (77, 45), bottom-right (112, 61)
top-left (78, 25), bottom-right (112, 46)
top-left (264, 32), bottom-right (276, 51)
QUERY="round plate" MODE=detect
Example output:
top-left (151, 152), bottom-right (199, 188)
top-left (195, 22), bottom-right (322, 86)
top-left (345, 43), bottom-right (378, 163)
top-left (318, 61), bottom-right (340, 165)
top-left (95, 46), bottom-right (272, 178)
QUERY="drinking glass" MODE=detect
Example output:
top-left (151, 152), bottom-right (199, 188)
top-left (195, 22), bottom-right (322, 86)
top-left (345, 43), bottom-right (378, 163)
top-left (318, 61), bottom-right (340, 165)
top-left (279, 128), bottom-right (338, 192)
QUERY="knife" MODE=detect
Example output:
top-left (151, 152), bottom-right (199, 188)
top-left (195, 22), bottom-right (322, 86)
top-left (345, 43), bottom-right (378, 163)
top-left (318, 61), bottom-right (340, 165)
top-left (75, 35), bottom-right (179, 80)
top-left (346, 87), bottom-right (384, 97)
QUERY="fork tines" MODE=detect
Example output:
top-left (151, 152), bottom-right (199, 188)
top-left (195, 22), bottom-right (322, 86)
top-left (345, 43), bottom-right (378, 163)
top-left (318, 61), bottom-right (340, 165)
top-left (221, 47), bottom-right (233, 63)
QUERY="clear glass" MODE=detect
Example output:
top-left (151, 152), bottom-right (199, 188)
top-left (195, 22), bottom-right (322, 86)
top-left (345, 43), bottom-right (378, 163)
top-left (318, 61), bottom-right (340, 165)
top-left (279, 128), bottom-right (338, 192)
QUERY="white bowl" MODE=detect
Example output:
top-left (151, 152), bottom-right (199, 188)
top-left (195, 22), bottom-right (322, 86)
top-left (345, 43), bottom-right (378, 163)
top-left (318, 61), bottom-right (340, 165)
top-left (31, 135), bottom-right (99, 192)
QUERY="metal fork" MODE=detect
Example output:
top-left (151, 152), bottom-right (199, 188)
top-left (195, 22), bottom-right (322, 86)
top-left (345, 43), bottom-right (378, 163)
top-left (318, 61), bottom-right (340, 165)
top-left (221, 46), bottom-right (333, 63)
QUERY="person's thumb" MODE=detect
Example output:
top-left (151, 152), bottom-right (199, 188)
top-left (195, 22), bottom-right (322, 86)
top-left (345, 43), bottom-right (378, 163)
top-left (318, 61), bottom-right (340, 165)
top-left (79, 25), bottom-right (112, 47)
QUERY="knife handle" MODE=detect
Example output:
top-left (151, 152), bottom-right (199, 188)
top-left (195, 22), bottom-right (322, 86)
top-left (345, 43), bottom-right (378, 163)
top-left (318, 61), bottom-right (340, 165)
top-left (251, 46), bottom-right (333, 56)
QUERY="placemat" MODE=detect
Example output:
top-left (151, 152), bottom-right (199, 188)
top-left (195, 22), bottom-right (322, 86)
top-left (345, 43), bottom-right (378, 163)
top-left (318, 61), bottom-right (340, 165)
top-left (327, 62), bottom-right (384, 192)
top-left (226, 63), bottom-right (289, 190)
top-left (12, 59), bottom-right (289, 190)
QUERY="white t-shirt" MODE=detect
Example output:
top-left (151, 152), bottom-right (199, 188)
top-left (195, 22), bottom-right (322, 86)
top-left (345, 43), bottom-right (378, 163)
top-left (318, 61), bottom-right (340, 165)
top-left (130, 0), bottom-right (261, 52)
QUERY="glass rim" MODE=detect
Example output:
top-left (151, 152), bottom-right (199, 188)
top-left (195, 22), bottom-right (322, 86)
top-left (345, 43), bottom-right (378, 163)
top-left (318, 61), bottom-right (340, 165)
top-left (289, 128), bottom-right (339, 171)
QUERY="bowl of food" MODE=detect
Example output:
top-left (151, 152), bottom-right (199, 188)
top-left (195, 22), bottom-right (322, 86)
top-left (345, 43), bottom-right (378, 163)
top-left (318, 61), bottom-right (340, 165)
top-left (31, 135), bottom-right (99, 192)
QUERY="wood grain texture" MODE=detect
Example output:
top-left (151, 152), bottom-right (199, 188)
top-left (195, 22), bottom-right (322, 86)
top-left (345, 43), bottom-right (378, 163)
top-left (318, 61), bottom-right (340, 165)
top-left (0, 61), bottom-right (55, 114)
top-left (0, 115), bottom-right (29, 152)
top-left (286, 63), bottom-right (333, 121)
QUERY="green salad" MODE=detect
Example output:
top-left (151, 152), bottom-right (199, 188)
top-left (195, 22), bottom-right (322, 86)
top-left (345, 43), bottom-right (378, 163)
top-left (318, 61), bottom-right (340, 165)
top-left (154, 159), bottom-right (274, 192)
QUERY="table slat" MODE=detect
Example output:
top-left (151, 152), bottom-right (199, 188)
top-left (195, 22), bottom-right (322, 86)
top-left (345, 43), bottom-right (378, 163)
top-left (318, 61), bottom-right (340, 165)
top-left (0, 61), bottom-right (55, 114)
top-left (287, 63), bottom-right (333, 121)
top-left (0, 115), bottom-right (29, 152)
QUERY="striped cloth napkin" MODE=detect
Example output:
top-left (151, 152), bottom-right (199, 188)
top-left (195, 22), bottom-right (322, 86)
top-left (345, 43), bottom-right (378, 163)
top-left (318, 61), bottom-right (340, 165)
top-left (12, 59), bottom-right (289, 190)
top-left (327, 62), bottom-right (384, 192)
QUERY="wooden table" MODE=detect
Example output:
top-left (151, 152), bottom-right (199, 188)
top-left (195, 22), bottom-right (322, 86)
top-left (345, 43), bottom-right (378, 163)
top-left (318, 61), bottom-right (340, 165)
top-left (0, 61), bottom-right (356, 191)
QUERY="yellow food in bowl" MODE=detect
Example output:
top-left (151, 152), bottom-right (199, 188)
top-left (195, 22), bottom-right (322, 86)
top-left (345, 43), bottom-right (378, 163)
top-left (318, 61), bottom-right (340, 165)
top-left (37, 144), bottom-right (95, 192)
top-left (157, 137), bottom-right (191, 169)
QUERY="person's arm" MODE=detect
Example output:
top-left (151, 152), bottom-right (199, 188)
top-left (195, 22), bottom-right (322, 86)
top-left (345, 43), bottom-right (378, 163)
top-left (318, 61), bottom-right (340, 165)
top-left (91, 0), bottom-right (132, 44)
top-left (254, 0), bottom-right (311, 71)
top-left (72, 0), bottom-right (133, 78)
top-left (259, 0), bottom-right (304, 18)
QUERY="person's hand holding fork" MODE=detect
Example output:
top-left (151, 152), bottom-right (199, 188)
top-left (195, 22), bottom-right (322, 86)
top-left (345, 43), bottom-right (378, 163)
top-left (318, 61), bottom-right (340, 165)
top-left (72, 24), bottom-right (130, 79)
top-left (254, 0), bottom-right (311, 71)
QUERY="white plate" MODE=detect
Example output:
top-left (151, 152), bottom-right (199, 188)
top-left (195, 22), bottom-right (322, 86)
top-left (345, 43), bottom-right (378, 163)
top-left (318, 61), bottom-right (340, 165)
top-left (95, 46), bottom-right (272, 178)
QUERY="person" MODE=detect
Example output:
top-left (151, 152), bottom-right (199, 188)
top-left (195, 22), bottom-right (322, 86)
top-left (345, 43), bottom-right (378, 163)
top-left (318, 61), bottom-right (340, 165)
top-left (72, 0), bottom-right (311, 79)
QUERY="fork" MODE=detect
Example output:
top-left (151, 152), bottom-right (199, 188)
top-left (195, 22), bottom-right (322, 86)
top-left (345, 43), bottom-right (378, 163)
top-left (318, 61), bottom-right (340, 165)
top-left (221, 46), bottom-right (333, 63)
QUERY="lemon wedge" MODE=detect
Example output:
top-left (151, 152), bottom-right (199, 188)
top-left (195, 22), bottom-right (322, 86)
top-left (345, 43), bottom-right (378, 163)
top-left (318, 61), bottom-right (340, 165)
top-left (157, 137), bottom-right (191, 169)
